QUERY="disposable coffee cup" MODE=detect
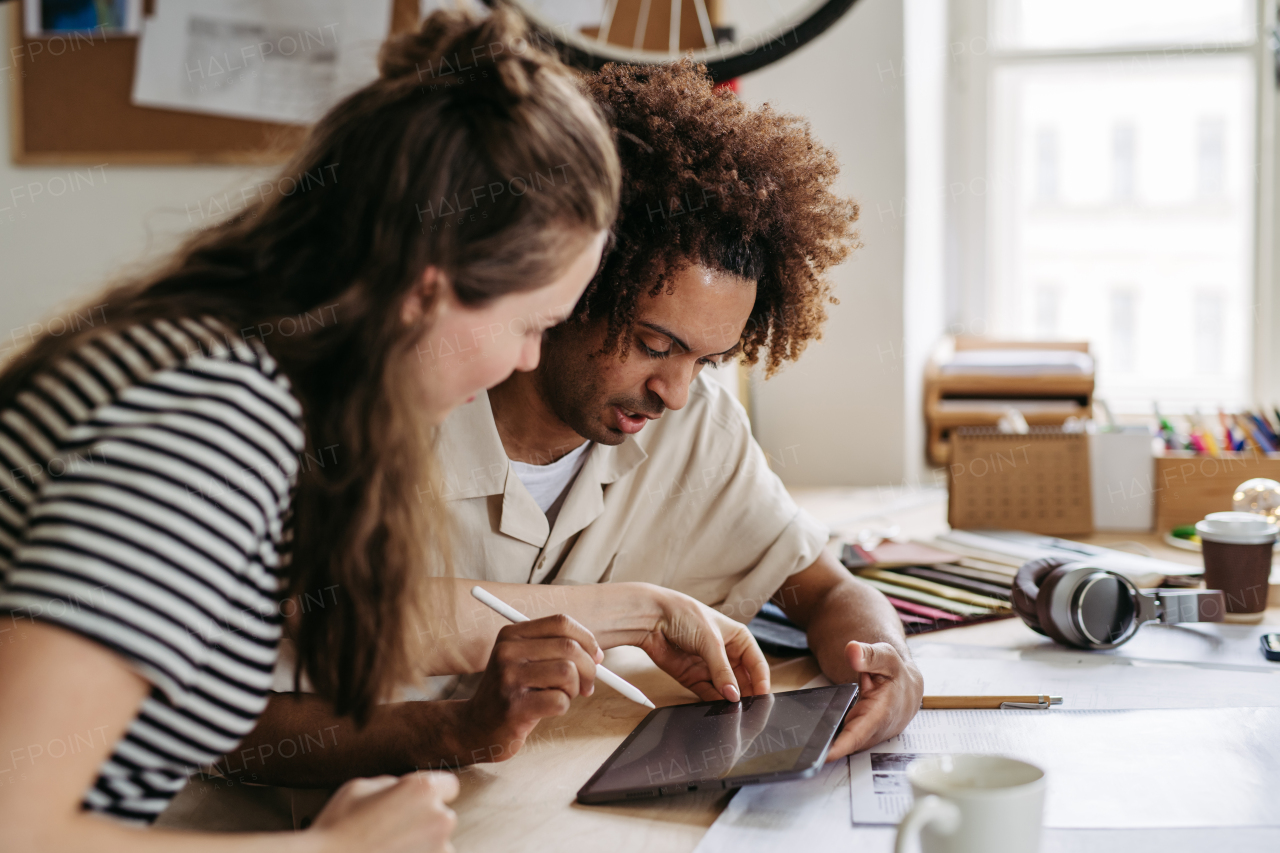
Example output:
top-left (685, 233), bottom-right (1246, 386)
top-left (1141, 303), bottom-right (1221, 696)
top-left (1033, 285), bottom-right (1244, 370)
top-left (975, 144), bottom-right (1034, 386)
top-left (1195, 511), bottom-right (1276, 623)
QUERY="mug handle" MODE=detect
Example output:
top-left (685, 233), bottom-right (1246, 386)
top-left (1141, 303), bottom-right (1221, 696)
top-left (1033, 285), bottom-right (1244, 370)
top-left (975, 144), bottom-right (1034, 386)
top-left (894, 794), bottom-right (961, 853)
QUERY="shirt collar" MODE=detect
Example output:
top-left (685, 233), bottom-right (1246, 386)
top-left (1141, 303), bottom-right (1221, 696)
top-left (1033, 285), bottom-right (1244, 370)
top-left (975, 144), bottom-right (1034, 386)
top-left (435, 390), bottom-right (650, 547)
top-left (435, 391), bottom-right (509, 501)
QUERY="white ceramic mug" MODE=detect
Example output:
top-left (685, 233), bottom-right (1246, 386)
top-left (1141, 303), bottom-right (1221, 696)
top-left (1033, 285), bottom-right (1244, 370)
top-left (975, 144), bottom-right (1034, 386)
top-left (894, 754), bottom-right (1045, 853)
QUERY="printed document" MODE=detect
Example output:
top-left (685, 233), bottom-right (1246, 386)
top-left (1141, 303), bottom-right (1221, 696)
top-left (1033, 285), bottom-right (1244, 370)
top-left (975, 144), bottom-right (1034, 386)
top-left (850, 707), bottom-right (1280, 828)
top-left (132, 0), bottom-right (392, 124)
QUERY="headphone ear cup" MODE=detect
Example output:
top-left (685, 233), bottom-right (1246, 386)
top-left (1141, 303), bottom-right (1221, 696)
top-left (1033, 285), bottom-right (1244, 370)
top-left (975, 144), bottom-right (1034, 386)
top-left (1012, 557), bottom-right (1073, 637)
top-left (1034, 563), bottom-right (1087, 648)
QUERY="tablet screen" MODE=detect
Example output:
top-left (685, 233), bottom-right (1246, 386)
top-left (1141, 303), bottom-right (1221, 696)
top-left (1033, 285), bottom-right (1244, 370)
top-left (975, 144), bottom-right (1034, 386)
top-left (578, 685), bottom-right (857, 802)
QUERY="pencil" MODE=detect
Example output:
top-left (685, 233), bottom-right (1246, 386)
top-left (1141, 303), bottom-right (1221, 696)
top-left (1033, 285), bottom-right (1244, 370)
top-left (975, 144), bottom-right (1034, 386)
top-left (923, 695), bottom-right (1063, 710)
top-left (469, 586), bottom-right (657, 710)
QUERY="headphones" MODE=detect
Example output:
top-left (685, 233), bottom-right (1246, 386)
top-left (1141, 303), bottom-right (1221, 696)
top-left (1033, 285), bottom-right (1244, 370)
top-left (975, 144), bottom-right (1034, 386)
top-left (1011, 558), bottom-right (1226, 650)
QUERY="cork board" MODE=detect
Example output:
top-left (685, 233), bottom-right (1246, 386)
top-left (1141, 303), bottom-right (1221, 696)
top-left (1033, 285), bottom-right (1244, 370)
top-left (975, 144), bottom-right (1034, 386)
top-left (948, 428), bottom-right (1094, 536)
top-left (7, 0), bottom-right (418, 165)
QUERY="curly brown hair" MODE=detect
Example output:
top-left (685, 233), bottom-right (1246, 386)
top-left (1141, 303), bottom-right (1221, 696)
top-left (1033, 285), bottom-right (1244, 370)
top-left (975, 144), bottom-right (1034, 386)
top-left (580, 59), bottom-right (859, 375)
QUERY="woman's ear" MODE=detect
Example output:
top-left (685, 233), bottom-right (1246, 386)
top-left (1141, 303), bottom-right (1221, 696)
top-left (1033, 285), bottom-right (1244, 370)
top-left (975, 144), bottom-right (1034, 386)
top-left (401, 266), bottom-right (442, 325)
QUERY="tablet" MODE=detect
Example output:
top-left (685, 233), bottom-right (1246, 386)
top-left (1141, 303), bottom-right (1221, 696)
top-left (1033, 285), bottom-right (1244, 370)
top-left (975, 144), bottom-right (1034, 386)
top-left (576, 684), bottom-right (858, 804)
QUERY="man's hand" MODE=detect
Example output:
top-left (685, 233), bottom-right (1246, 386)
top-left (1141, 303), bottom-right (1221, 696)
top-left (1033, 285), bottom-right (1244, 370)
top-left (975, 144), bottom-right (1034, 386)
top-left (825, 641), bottom-right (923, 761)
top-left (458, 615), bottom-right (602, 763)
top-left (636, 589), bottom-right (771, 702)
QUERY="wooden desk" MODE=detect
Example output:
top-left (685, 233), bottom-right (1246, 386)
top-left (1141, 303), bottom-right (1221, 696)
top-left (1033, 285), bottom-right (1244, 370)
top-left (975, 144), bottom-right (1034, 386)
top-left (448, 487), bottom-right (1278, 852)
top-left (447, 647), bottom-right (822, 851)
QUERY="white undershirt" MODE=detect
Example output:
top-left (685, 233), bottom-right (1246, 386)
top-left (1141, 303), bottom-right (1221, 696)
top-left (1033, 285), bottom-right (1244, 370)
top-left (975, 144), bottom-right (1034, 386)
top-left (509, 441), bottom-right (593, 524)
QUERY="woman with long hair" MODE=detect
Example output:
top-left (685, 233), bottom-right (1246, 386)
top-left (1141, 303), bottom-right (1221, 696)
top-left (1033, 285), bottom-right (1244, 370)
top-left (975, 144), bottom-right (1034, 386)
top-left (0, 10), bottom-right (618, 852)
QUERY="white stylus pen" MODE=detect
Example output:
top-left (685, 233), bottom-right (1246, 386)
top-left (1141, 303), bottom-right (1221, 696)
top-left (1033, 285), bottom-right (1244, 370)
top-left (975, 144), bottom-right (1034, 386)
top-left (470, 585), bottom-right (656, 710)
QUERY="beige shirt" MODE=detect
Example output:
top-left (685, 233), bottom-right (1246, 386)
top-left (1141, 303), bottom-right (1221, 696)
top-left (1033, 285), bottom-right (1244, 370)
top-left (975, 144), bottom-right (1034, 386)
top-left (434, 373), bottom-right (828, 623)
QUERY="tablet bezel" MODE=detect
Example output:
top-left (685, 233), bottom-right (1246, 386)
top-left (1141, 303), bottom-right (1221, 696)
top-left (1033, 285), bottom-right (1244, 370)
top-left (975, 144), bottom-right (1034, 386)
top-left (576, 683), bottom-right (859, 805)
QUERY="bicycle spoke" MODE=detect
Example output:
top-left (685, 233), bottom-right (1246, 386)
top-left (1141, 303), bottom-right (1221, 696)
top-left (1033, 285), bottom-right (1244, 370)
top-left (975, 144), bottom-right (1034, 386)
top-left (633, 0), bottom-right (652, 49)
top-left (484, 0), bottom-right (861, 83)
top-left (598, 0), bottom-right (619, 43)
top-left (693, 0), bottom-right (715, 50)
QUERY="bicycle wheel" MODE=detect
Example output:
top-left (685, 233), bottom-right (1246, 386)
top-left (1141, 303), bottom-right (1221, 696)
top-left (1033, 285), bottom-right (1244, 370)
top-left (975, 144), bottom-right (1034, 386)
top-left (485, 0), bottom-right (861, 82)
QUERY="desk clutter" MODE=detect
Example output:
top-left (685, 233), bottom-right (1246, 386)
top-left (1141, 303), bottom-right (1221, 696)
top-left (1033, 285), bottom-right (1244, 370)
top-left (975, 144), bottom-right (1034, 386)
top-left (923, 337), bottom-right (1094, 468)
top-left (702, 621), bottom-right (1280, 853)
top-left (933, 397), bottom-right (1280, 543)
top-left (747, 530), bottom-right (1208, 650)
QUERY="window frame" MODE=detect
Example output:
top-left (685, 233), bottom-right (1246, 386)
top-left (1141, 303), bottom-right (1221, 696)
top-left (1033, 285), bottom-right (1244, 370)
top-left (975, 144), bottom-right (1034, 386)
top-left (944, 0), bottom-right (1277, 409)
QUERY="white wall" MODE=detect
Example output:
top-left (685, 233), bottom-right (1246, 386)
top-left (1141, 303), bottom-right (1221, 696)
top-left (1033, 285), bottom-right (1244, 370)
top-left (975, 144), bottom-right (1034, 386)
top-left (1, 4), bottom-right (927, 487)
top-left (739, 0), bottom-right (912, 486)
top-left (0, 11), bottom-right (272, 356)
top-left (901, 0), bottom-right (948, 488)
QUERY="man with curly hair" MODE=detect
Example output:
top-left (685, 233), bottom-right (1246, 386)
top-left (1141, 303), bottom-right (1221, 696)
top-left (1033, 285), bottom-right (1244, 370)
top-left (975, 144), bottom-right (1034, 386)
top-left (238, 61), bottom-right (923, 793)
top-left (459, 60), bottom-right (922, 760)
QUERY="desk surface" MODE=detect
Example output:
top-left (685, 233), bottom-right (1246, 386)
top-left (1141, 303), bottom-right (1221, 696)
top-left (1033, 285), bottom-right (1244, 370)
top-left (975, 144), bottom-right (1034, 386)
top-left (452, 487), bottom-right (1280, 852)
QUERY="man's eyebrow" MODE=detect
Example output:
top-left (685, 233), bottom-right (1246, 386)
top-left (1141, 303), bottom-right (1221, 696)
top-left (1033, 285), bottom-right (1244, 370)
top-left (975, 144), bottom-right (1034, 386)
top-left (639, 322), bottom-right (691, 353)
top-left (640, 321), bottom-right (740, 358)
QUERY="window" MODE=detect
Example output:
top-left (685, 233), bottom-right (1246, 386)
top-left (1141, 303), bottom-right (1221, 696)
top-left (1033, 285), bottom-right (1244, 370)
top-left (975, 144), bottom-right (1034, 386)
top-left (951, 0), bottom-right (1263, 412)
top-left (1034, 126), bottom-right (1058, 202)
top-left (1197, 117), bottom-right (1227, 199)
top-left (1111, 123), bottom-right (1135, 203)
top-left (1109, 288), bottom-right (1138, 374)
top-left (1033, 284), bottom-right (1059, 338)
top-left (1193, 288), bottom-right (1227, 375)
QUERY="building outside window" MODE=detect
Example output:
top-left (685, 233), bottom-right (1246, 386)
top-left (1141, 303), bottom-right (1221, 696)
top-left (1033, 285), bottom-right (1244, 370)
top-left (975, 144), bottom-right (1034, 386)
top-left (950, 0), bottom-right (1264, 412)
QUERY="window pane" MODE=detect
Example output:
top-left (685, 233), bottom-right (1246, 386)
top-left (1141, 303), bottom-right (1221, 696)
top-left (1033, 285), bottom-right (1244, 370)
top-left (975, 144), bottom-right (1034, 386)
top-left (989, 56), bottom-right (1255, 411)
top-left (991, 0), bottom-right (1255, 50)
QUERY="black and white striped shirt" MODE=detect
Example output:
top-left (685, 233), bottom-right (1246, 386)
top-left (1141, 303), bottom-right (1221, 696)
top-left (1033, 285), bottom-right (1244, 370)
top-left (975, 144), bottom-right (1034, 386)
top-left (0, 316), bottom-right (304, 823)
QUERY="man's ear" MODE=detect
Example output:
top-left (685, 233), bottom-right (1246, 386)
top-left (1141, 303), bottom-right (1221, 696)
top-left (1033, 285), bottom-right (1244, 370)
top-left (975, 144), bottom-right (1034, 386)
top-left (401, 266), bottom-right (442, 325)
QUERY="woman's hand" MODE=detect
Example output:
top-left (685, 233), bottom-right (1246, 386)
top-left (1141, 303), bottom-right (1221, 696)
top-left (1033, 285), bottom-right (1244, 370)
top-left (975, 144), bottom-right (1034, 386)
top-left (457, 614), bottom-right (602, 762)
top-left (311, 771), bottom-right (459, 853)
top-left (635, 587), bottom-right (771, 702)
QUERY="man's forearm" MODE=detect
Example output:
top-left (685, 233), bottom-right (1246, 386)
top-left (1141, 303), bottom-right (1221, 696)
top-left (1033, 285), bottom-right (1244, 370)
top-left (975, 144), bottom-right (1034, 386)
top-left (777, 551), bottom-right (911, 683)
top-left (220, 694), bottom-right (472, 787)
top-left (228, 582), bottom-right (672, 787)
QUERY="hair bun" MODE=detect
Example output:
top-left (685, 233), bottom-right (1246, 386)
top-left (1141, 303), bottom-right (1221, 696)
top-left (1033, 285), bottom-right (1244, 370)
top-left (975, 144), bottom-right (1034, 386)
top-left (378, 7), bottom-right (543, 92)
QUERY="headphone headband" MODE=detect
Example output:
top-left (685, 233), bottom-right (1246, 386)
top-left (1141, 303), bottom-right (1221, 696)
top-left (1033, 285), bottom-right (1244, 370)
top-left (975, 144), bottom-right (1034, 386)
top-left (1011, 559), bottom-right (1225, 650)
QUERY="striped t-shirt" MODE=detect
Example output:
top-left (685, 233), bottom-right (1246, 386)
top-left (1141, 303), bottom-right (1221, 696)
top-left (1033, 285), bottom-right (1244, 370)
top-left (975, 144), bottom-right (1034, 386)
top-left (0, 316), bottom-right (304, 823)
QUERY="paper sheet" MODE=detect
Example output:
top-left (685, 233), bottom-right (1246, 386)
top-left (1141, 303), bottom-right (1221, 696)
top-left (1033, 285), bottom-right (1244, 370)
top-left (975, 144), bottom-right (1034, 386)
top-left (701, 645), bottom-right (1280, 852)
top-left (849, 707), bottom-right (1280, 828)
top-left (694, 761), bottom-right (1280, 853)
top-left (910, 648), bottom-right (1280, 708)
top-left (23, 0), bottom-right (142, 37)
top-left (932, 529), bottom-right (1200, 581)
top-left (132, 0), bottom-right (392, 125)
top-left (914, 621), bottom-right (1280, 672)
top-left (692, 758), bottom-right (857, 851)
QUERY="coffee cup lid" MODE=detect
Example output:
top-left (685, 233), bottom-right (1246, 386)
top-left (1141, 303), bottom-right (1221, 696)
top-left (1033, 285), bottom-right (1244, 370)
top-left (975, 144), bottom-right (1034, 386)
top-left (1195, 511), bottom-right (1279, 545)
